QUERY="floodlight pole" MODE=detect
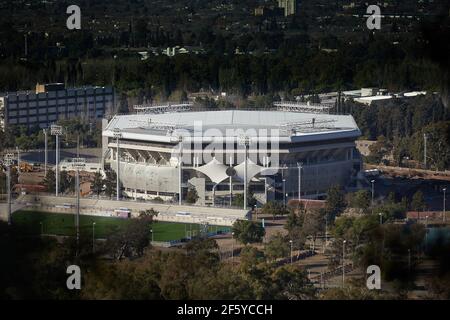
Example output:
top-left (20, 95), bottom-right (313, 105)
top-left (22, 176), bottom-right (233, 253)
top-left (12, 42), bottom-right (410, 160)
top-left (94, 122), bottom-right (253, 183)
top-left (56, 134), bottom-right (59, 196)
top-left (229, 156), bottom-right (233, 207)
top-left (43, 128), bottom-right (48, 177)
top-left (178, 136), bottom-right (183, 206)
top-left (113, 128), bottom-right (122, 201)
top-left (239, 136), bottom-right (250, 211)
top-left (51, 125), bottom-right (63, 197)
top-left (73, 158), bottom-right (86, 256)
top-left (4, 153), bottom-right (14, 225)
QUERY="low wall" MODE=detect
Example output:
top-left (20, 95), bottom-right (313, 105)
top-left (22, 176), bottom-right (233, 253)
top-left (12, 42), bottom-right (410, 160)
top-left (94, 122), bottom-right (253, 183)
top-left (16, 195), bottom-right (249, 226)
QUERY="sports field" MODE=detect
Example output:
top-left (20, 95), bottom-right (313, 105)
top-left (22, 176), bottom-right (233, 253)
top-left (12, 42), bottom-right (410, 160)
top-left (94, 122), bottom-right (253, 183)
top-left (11, 210), bottom-right (231, 242)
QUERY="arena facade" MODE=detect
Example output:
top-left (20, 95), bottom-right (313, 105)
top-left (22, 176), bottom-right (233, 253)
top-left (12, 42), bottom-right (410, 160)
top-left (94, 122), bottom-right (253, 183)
top-left (102, 108), bottom-right (362, 207)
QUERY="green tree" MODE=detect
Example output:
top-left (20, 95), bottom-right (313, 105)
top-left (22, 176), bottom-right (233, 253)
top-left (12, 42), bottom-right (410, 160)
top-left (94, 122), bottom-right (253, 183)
top-left (271, 265), bottom-right (315, 300)
top-left (185, 188), bottom-right (199, 204)
top-left (43, 169), bottom-right (56, 193)
top-left (411, 190), bottom-right (426, 211)
top-left (106, 216), bottom-right (153, 260)
top-left (232, 192), bottom-right (257, 208)
top-left (302, 208), bottom-right (326, 251)
top-left (285, 211), bottom-right (307, 250)
top-left (92, 172), bottom-right (104, 197)
top-left (239, 246), bottom-right (265, 273)
top-left (139, 209), bottom-right (159, 219)
top-left (349, 190), bottom-right (372, 211)
top-left (265, 232), bottom-right (289, 261)
top-left (261, 201), bottom-right (289, 221)
top-left (104, 170), bottom-right (117, 198)
top-left (232, 220), bottom-right (265, 245)
top-left (325, 185), bottom-right (347, 221)
top-left (368, 135), bottom-right (392, 164)
top-left (61, 171), bottom-right (73, 194)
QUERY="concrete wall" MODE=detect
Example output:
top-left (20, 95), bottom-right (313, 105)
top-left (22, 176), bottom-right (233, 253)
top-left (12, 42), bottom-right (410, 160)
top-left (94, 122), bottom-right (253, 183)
top-left (16, 195), bottom-right (249, 226)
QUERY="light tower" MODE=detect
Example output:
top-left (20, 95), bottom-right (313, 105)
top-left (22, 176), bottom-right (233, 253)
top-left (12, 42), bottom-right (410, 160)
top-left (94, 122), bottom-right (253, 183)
top-left (72, 157), bottom-right (86, 255)
top-left (43, 128), bottom-right (48, 176)
top-left (113, 128), bottom-right (122, 201)
top-left (51, 125), bottom-right (63, 197)
top-left (177, 135), bottom-right (183, 206)
top-left (3, 153), bottom-right (15, 225)
top-left (238, 135), bottom-right (251, 210)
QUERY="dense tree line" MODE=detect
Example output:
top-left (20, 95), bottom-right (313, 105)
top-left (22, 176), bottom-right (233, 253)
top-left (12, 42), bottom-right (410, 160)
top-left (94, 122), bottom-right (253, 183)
top-left (0, 30), bottom-right (447, 103)
top-left (349, 95), bottom-right (450, 169)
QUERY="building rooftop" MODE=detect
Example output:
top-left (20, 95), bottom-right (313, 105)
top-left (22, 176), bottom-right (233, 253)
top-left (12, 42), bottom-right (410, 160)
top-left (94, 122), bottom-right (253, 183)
top-left (104, 110), bottom-right (361, 143)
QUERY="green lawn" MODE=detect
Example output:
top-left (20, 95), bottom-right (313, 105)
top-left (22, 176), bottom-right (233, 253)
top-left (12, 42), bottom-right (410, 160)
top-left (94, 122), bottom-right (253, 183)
top-left (12, 210), bottom-right (230, 242)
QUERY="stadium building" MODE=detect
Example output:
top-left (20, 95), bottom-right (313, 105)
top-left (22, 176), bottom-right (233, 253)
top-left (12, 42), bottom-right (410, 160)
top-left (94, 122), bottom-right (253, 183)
top-left (102, 105), bottom-right (362, 207)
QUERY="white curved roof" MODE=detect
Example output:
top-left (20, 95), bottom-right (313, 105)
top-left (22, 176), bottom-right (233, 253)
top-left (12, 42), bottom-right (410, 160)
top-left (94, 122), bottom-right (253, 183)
top-left (103, 110), bottom-right (360, 143)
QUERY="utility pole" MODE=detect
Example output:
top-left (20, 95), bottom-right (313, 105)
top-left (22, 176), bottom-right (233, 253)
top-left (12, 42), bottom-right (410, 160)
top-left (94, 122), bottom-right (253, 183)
top-left (51, 125), bottom-right (63, 197)
top-left (113, 128), bottom-right (122, 201)
top-left (72, 158), bottom-right (86, 256)
top-left (43, 128), bottom-right (48, 177)
top-left (290, 239), bottom-right (293, 264)
top-left (231, 232), bottom-right (235, 263)
top-left (342, 240), bottom-right (346, 287)
top-left (324, 214), bottom-right (328, 253)
top-left (371, 179), bottom-right (375, 208)
top-left (264, 177), bottom-right (268, 204)
top-left (297, 162), bottom-right (303, 205)
top-left (3, 153), bottom-right (14, 225)
top-left (443, 188), bottom-right (447, 223)
top-left (92, 222), bottom-right (96, 253)
top-left (16, 146), bottom-right (20, 175)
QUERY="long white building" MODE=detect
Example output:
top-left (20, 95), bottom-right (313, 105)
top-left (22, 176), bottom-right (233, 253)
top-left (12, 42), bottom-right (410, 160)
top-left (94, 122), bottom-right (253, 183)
top-left (102, 109), bottom-right (362, 206)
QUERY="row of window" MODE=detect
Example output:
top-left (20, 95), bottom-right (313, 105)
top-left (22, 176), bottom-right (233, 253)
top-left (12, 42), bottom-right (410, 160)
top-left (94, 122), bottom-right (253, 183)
top-left (8, 105), bottom-right (105, 117)
top-left (6, 88), bottom-right (114, 101)
top-left (8, 111), bottom-right (104, 125)
top-left (7, 97), bottom-right (113, 110)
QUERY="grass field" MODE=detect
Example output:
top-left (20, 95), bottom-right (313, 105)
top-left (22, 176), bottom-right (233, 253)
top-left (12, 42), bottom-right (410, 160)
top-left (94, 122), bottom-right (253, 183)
top-left (12, 210), bottom-right (231, 242)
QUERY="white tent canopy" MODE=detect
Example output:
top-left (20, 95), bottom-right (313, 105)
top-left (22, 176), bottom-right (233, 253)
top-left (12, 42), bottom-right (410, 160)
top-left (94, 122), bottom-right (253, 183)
top-left (195, 158), bottom-right (229, 184)
top-left (234, 158), bottom-right (267, 182)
